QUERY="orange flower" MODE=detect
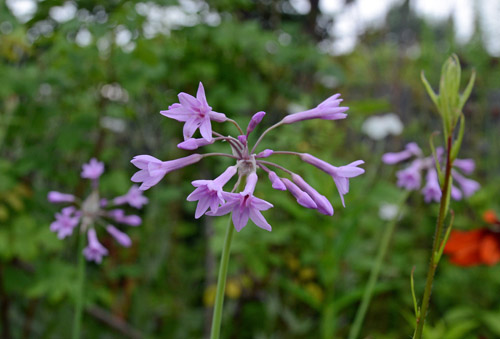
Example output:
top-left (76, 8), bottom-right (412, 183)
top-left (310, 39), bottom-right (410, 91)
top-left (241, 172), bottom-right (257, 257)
top-left (483, 210), bottom-right (500, 225)
top-left (444, 210), bottom-right (500, 266)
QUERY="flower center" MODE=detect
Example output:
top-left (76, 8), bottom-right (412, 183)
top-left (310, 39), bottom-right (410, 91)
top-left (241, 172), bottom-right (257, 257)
top-left (237, 156), bottom-right (256, 176)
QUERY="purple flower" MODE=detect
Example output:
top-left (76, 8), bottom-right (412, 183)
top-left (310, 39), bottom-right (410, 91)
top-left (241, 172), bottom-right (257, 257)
top-left (81, 158), bottom-right (104, 180)
top-left (132, 84), bottom-right (364, 229)
top-left (106, 225), bottom-right (132, 247)
top-left (131, 154), bottom-right (202, 190)
top-left (383, 143), bottom-right (480, 203)
top-left (292, 174), bottom-right (334, 216)
top-left (187, 166), bottom-right (237, 218)
top-left (160, 82), bottom-right (227, 141)
top-left (281, 178), bottom-right (317, 209)
top-left (281, 94), bottom-right (348, 124)
top-left (208, 173), bottom-right (273, 232)
top-left (237, 135), bottom-right (247, 145)
top-left (108, 209), bottom-right (142, 226)
top-left (382, 142), bottom-right (422, 164)
top-left (453, 158), bottom-right (475, 175)
top-left (256, 149), bottom-right (273, 159)
top-left (396, 160), bottom-right (422, 191)
top-left (451, 185), bottom-right (463, 200)
top-left (177, 138), bottom-right (214, 150)
top-left (48, 191), bottom-right (75, 203)
top-left (246, 111), bottom-right (266, 135)
top-left (421, 169), bottom-right (442, 203)
top-left (268, 171), bottom-right (286, 190)
top-left (49, 158), bottom-right (148, 263)
top-left (50, 206), bottom-right (80, 239)
top-left (300, 154), bottom-right (365, 207)
top-left (113, 185), bottom-right (149, 208)
top-left (83, 229), bottom-right (108, 264)
top-left (452, 170), bottom-right (480, 198)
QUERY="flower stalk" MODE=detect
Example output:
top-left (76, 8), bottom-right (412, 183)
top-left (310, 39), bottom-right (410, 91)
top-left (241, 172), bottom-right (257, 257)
top-left (413, 54), bottom-right (475, 338)
top-left (72, 228), bottom-right (87, 339)
top-left (210, 177), bottom-right (245, 339)
top-left (348, 190), bottom-right (410, 339)
top-left (413, 136), bottom-right (453, 338)
top-left (210, 214), bottom-right (236, 339)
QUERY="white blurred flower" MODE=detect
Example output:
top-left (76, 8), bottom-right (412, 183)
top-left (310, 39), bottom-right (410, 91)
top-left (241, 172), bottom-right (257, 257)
top-left (379, 202), bottom-right (399, 221)
top-left (49, 2), bottom-right (77, 23)
top-left (362, 113), bottom-right (403, 140)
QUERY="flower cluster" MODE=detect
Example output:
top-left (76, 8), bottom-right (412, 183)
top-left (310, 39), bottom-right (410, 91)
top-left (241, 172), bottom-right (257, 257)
top-left (444, 210), bottom-right (500, 266)
top-left (382, 142), bottom-right (479, 203)
top-left (48, 159), bottom-right (148, 263)
top-left (131, 82), bottom-right (365, 231)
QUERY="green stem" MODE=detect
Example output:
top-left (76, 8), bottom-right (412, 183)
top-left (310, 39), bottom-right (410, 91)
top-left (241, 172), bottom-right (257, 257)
top-left (72, 230), bottom-right (86, 339)
top-left (210, 215), bottom-right (235, 339)
top-left (348, 191), bottom-right (410, 339)
top-left (414, 136), bottom-right (453, 338)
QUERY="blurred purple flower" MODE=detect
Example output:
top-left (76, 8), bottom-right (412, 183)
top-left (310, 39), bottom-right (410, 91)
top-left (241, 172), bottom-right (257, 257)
top-left (48, 159), bottom-right (148, 263)
top-left (81, 158), bottom-right (104, 180)
top-left (83, 229), bottom-right (109, 263)
top-left (113, 185), bottom-right (149, 208)
top-left (452, 170), bottom-right (480, 198)
top-left (106, 225), bottom-right (132, 247)
top-left (421, 169), bottom-right (442, 203)
top-left (50, 206), bottom-right (80, 239)
top-left (383, 142), bottom-right (480, 203)
top-left (453, 159), bottom-right (475, 175)
top-left (48, 191), bottom-right (75, 203)
top-left (382, 142), bottom-right (422, 164)
top-left (396, 161), bottom-right (422, 190)
top-left (108, 209), bottom-right (142, 226)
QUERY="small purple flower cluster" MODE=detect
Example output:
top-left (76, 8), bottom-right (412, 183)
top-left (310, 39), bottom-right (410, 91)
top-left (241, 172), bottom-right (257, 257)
top-left (382, 142), bottom-right (479, 202)
top-left (131, 82), bottom-right (365, 231)
top-left (48, 159), bottom-right (148, 263)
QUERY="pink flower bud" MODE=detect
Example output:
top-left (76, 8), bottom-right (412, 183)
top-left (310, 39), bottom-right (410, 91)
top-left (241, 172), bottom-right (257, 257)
top-left (246, 111), bottom-right (266, 135)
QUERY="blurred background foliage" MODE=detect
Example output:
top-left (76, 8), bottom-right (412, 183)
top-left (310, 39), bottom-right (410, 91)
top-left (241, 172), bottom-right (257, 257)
top-left (0, 0), bottom-right (499, 338)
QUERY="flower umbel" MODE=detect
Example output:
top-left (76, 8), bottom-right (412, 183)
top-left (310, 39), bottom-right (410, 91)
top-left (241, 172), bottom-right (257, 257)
top-left (48, 159), bottom-right (148, 263)
top-left (131, 82), bottom-right (365, 231)
top-left (383, 142), bottom-right (479, 203)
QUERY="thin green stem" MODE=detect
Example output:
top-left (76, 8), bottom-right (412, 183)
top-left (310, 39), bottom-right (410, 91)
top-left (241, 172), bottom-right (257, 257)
top-left (348, 191), bottom-right (410, 339)
top-left (210, 215), bottom-right (235, 339)
top-left (414, 136), bottom-right (453, 338)
top-left (72, 230), bottom-right (86, 339)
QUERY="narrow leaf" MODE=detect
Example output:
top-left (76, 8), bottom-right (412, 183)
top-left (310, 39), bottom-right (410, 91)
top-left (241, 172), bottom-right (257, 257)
top-left (450, 114), bottom-right (465, 161)
top-left (421, 71), bottom-right (439, 106)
